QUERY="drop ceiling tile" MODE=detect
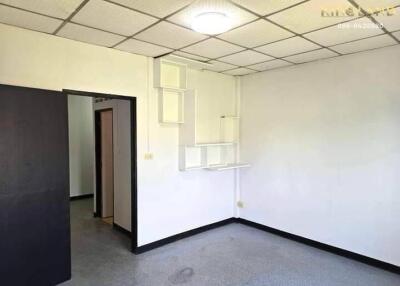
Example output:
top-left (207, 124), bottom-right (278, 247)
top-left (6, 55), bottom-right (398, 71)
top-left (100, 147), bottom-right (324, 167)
top-left (356, 0), bottom-right (400, 10)
top-left (283, 48), bottom-right (338, 63)
top-left (247, 59), bottom-right (294, 71)
top-left (173, 51), bottom-right (210, 61)
top-left (255, 36), bottom-right (320, 57)
top-left (268, 0), bottom-right (358, 34)
top-left (167, 0), bottom-right (257, 31)
top-left (374, 7), bottom-right (400, 31)
top-left (115, 38), bottom-right (172, 57)
top-left (223, 68), bottom-right (257, 76)
top-left (134, 21), bottom-right (207, 49)
top-left (0, 0), bottom-right (84, 19)
top-left (0, 5), bottom-right (62, 33)
top-left (219, 50), bottom-right (274, 66)
top-left (110, 0), bottom-right (193, 18)
top-left (207, 60), bottom-right (237, 72)
top-left (57, 22), bottom-right (125, 47)
top-left (304, 17), bottom-right (384, 46)
top-left (393, 30), bottom-right (400, 39)
top-left (72, 0), bottom-right (157, 36)
top-left (181, 38), bottom-right (245, 58)
top-left (330, 34), bottom-right (397, 54)
top-left (231, 0), bottom-right (306, 16)
top-left (218, 19), bottom-right (294, 48)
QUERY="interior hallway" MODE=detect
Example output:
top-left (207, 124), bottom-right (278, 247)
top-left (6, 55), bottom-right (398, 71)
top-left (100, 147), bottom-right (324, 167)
top-left (64, 199), bottom-right (400, 286)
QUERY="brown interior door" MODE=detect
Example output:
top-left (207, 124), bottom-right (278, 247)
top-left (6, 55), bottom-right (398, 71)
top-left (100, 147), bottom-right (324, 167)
top-left (100, 110), bottom-right (114, 219)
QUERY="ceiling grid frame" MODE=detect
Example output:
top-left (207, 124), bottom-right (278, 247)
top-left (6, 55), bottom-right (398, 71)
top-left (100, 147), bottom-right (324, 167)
top-left (0, 0), bottom-right (398, 75)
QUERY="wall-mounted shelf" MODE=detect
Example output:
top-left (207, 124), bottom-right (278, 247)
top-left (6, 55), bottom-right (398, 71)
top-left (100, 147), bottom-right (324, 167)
top-left (206, 163), bottom-right (251, 171)
top-left (189, 142), bottom-right (234, 147)
top-left (154, 58), bottom-right (250, 171)
top-left (220, 115), bottom-right (240, 143)
top-left (158, 88), bottom-right (184, 124)
top-left (154, 58), bottom-right (187, 90)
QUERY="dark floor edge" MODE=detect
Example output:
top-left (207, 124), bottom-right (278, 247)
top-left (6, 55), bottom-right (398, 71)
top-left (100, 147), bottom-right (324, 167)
top-left (134, 217), bottom-right (236, 254)
top-left (235, 218), bottom-right (400, 275)
top-left (113, 223), bottom-right (131, 236)
top-left (70, 194), bottom-right (94, 201)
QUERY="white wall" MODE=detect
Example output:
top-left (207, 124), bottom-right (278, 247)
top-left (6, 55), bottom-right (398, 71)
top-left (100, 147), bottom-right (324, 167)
top-left (240, 45), bottom-right (400, 266)
top-left (0, 23), bottom-right (236, 246)
top-left (68, 95), bottom-right (94, 197)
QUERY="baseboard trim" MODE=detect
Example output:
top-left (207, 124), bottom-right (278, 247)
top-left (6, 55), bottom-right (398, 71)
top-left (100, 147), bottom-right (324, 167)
top-left (130, 216), bottom-right (399, 274)
top-left (235, 218), bottom-right (400, 275)
top-left (70, 194), bottom-right (93, 201)
top-left (113, 223), bottom-right (131, 237)
top-left (134, 218), bottom-right (236, 254)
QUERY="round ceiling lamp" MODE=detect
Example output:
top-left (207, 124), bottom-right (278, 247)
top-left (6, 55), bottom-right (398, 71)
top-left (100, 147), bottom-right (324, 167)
top-left (192, 11), bottom-right (232, 35)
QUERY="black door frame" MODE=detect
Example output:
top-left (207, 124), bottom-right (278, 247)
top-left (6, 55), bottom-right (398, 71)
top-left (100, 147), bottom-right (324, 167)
top-left (63, 89), bottom-right (138, 252)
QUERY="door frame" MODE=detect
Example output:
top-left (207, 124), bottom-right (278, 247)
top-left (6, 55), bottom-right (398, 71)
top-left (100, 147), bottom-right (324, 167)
top-left (63, 89), bottom-right (138, 252)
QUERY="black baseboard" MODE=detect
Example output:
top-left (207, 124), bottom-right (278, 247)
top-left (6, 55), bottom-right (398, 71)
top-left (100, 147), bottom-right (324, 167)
top-left (70, 194), bottom-right (94, 201)
top-left (134, 218), bottom-right (236, 254)
top-left (113, 223), bottom-right (131, 236)
top-left (235, 218), bottom-right (400, 275)
top-left (131, 216), bottom-right (399, 274)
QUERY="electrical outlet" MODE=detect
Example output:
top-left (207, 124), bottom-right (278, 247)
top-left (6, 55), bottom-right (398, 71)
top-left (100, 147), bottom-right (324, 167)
top-left (144, 153), bottom-right (153, 160)
top-left (237, 201), bottom-right (244, 208)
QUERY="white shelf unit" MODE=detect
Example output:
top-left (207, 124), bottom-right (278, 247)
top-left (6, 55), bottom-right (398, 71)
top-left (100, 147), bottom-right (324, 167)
top-left (220, 115), bottom-right (240, 143)
top-left (178, 90), bottom-right (250, 171)
top-left (154, 58), bottom-right (188, 124)
top-left (205, 163), bottom-right (251, 171)
top-left (158, 88), bottom-right (184, 124)
top-left (154, 58), bottom-right (187, 90)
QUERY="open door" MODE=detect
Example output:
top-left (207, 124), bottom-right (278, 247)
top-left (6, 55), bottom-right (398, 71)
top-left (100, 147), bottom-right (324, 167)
top-left (95, 109), bottom-right (114, 221)
top-left (0, 85), bottom-right (71, 285)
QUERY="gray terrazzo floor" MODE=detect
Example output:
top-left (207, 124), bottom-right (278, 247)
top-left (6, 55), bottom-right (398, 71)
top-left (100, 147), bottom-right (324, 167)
top-left (62, 198), bottom-right (400, 286)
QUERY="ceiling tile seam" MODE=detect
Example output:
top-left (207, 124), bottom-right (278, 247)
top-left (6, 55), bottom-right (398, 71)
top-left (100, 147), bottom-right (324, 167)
top-left (338, 42), bottom-right (399, 55)
top-left (115, 27), bottom-right (394, 66)
top-left (215, 59), bottom-right (261, 71)
top-left (143, 0), bottom-right (361, 63)
top-left (109, 1), bottom-right (197, 48)
top-left (252, 16), bottom-right (373, 51)
top-left (127, 29), bottom-right (396, 64)
top-left (226, 0), bottom-right (263, 18)
top-left (216, 58), bottom-right (282, 72)
top-left (152, 37), bottom-right (215, 57)
top-left (211, 36), bottom-right (280, 58)
top-left (103, 0), bottom-right (162, 20)
top-left (263, 0), bottom-right (311, 18)
top-left (0, 20), bottom-right (55, 35)
top-left (347, 0), bottom-right (400, 44)
top-left (263, 17), bottom-right (343, 56)
top-left (171, 50), bottom-right (212, 61)
top-left (0, 3), bottom-right (64, 20)
top-left (66, 20), bottom-right (127, 37)
top-left (53, 0), bottom-right (91, 35)
top-left (243, 40), bottom-right (399, 72)
top-left (225, 0), bottom-right (347, 56)
top-left (328, 32), bottom-right (389, 47)
top-left (229, 43), bottom-right (400, 75)
top-left (299, 15), bottom-right (365, 36)
top-left (118, 36), bottom-right (175, 50)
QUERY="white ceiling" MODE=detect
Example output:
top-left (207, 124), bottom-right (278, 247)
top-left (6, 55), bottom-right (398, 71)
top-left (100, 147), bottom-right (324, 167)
top-left (0, 0), bottom-right (399, 75)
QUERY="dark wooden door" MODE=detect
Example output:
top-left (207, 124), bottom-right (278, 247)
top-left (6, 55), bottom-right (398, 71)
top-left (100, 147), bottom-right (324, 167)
top-left (0, 85), bottom-right (71, 285)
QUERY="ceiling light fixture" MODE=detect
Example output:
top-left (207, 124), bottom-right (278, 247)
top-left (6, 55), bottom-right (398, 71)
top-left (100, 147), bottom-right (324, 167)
top-left (192, 11), bottom-right (232, 35)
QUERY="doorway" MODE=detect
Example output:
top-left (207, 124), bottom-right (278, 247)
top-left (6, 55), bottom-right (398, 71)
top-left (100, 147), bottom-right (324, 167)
top-left (64, 89), bottom-right (138, 252)
top-left (95, 109), bottom-right (114, 224)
